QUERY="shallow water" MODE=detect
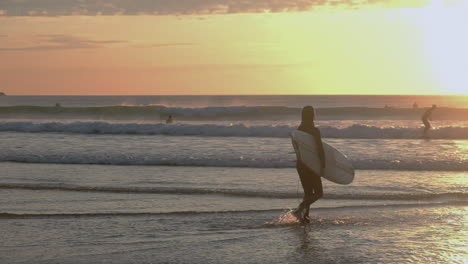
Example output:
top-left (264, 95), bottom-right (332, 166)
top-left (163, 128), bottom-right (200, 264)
top-left (1, 163), bottom-right (467, 263)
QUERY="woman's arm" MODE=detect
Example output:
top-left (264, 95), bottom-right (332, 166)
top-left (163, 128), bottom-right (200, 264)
top-left (313, 129), bottom-right (326, 169)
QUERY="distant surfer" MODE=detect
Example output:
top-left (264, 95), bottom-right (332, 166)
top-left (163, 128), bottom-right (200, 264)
top-left (422, 105), bottom-right (436, 138)
top-left (291, 106), bottom-right (325, 223)
top-left (166, 115), bottom-right (173, 124)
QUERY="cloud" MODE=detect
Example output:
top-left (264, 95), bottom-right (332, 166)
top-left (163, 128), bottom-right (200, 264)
top-left (0, 35), bottom-right (126, 51)
top-left (152, 43), bottom-right (194, 47)
top-left (0, 0), bottom-right (426, 16)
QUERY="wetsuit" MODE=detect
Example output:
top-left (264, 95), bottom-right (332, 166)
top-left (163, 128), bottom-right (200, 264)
top-left (296, 123), bottom-right (326, 214)
top-left (422, 107), bottom-right (436, 137)
top-left (422, 108), bottom-right (434, 130)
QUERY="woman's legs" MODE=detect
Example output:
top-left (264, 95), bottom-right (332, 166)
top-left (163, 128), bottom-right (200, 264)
top-left (296, 161), bottom-right (323, 219)
top-left (301, 173), bottom-right (323, 216)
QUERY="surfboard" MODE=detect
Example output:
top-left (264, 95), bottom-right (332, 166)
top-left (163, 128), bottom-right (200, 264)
top-left (290, 130), bottom-right (355, 185)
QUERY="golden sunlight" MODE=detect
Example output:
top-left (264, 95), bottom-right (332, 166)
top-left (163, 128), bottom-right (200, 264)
top-left (405, 0), bottom-right (468, 94)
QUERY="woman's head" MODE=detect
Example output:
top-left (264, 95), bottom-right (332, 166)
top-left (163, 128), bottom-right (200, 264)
top-left (301, 105), bottom-right (316, 124)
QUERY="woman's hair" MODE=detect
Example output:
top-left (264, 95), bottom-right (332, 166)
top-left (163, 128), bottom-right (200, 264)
top-left (301, 105), bottom-right (316, 122)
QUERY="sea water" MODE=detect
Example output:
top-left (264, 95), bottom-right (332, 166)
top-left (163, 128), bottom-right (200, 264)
top-left (0, 95), bottom-right (466, 264)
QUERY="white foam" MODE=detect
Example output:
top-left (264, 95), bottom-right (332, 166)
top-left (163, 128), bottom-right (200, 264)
top-left (0, 121), bottom-right (467, 139)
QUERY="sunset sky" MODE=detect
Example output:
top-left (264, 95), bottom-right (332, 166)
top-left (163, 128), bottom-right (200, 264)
top-left (0, 0), bottom-right (467, 95)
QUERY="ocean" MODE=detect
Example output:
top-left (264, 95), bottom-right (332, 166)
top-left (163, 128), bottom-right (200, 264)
top-left (0, 95), bottom-right (467, 264)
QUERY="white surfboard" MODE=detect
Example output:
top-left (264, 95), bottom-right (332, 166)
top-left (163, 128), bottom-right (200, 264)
top-left (291, 130), bottom-right (355, 185)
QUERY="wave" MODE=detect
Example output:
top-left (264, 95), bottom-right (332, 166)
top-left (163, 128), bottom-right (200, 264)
top-left (2, 157), bottom-right (468, 171)
top-left (1, 105), bottom-right (467, 120)
top-left (1, 121), bottom-right (467, 139)
top-left (1, 183), bottom-right (466, 201)
top-left (2, 201), bottom-right (466, 220)
top-left (0, 210), bottom-right (277, 219)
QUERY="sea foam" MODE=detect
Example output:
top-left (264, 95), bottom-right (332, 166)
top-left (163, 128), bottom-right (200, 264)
top-left (0, 121), bottom-right (467, 139)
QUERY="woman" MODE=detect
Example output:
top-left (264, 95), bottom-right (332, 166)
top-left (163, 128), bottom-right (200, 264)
top-left (292, 106), bottom-right (325, 223)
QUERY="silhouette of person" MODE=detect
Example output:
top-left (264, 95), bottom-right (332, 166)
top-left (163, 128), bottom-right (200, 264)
top-left (166, 115), bottom-right (173, 124)
top-left (291, 106), bottom-right (325, 223)
top-left (422, 104), bottom-right (436, 138)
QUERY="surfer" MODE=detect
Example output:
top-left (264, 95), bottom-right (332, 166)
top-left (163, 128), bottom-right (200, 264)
top-left (292, 106), bottom-right (325, 223)
top-left (166, 115), bottom-right (173, 124)
top-left (422, 105), bottom-right (436, 138)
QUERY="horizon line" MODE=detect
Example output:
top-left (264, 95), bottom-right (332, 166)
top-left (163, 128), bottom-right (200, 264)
top-left (2, 94), bottom-right (467, 96)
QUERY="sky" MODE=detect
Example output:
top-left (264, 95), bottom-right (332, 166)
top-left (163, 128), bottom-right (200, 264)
top-left (0, 0), bottom-right (467, 95)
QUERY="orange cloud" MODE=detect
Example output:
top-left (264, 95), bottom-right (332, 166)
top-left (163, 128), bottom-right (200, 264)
top-left (0, 35), bottom-right (126, 51)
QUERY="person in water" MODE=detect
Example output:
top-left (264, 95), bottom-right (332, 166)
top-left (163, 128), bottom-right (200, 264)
top-left (292, 106), bottom-right (325, 223)
top-left (422, 105), bottom-right (436, 138)
top-left (166, 115), bottom-right (173, 124)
